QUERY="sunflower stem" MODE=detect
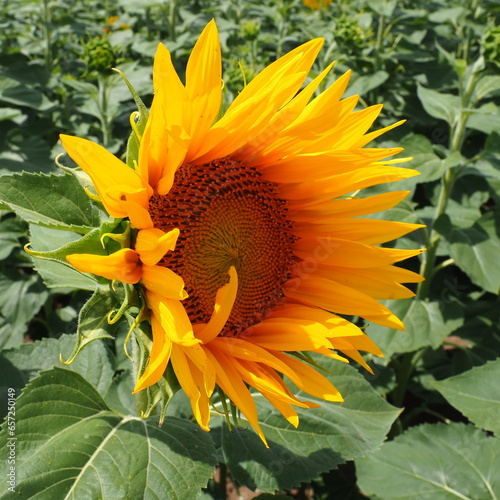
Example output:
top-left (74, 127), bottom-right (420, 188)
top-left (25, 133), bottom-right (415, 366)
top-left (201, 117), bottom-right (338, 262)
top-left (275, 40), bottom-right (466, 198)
top-left (168, 0), bottom-right (178, 42)
top-left (416, 61), bottom-right (481, 300)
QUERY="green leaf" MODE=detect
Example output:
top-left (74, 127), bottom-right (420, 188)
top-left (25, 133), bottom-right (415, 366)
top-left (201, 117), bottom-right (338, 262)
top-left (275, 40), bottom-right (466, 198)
top-left (0, 76), bottom-right (54, 111)
top-left (475, 132), bottom-right (500, 180)
top-left (399, 133), bottom-right (461, 183)
top-left (417, 85), bottom-right (460, 126)
top-left (435, 211), bottom-right (500, 294)
top-left (472, 75), bottom-right (500, 104)
top-left (0, 368), bottom-right (216, 499)
top-left (367, 299), bottom-right (464, 360)
top-left (418, 300), bottom-right (500, 387)
top-left (431, 359), bottom-right (500, 437)
top-left (356, 423), bottom-right (500, 500)
top-left (0, 216), bottom-right (26, 260)
top-left (0, 107), bottom-right (23, 121)
top-left (0, 334), bottom-right (115, 418)
top-left (0, 270), bottom-right (48, 350)
top-left (345, 71), bottom-right (389, 98)
top-left (467, 102), bottom-right (500, 134)
top-left (0, 172), bottom-right (101, 233)
top-left (221, 361), bottom-right (401, 492)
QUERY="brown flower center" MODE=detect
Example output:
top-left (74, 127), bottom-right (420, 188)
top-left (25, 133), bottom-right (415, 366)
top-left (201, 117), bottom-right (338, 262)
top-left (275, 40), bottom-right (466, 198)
top-left (148, 157), bottom-right (296, 336)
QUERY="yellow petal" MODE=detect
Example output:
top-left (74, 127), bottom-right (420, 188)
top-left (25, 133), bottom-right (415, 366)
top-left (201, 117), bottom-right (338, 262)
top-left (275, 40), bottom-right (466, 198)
top-left (171, 344), bottom-right (211, 431)
top-left (185, 19), bottom-right (222, 155)
top-left (235, 60), bottom-right (335, 165)
top-left (353, 119), bottom-right (406, 148)
top-left (295, 218), bottom-right (425, 245)
top-left (272, 351), bottom-right (343, 402)
top-left (140, 43), bottom-right (191, 191)
top-left (212, 337), bottom-right (304, 383)
top-left (270, 303), bottom-right (365, 338)
top-left (141, 264), bottom-right (187, 300)
top-left (133, 314), bottom-right (172, 393)
top-left (282, 165), bottom-right (419, 206)
top-left (291, 191), bottom-right (411, 220)
top-left (204, 345), bottom-right (268, 446)
top-left (60, 135), bottom-right (151, 219)
top-left (261, 147), bottom-right (403, 183)
top-left (247, 318), bottom-right (334, 351)
top-left (292, 236), bottom-right (425, 268)
top-left (310, 265), bottom-right (416, 299)
top-left (194, 266), bottom-right (238, 344)
top-left (284, 274), bottom-right (403, 322)
top-left (230, 37), bottom-right (324, 112)
top-left (135, 228), bottom-right (180, 266)
top-left (231, 358), bottom-right (316, 414)
top-left (146, 292), bottom-right (200, 346)
top-left (66, 249), bottom-right (141, 284)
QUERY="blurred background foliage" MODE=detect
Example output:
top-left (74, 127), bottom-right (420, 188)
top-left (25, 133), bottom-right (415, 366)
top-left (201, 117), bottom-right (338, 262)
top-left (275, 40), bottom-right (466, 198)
top-left (1, 0), bottom-right (500, 498)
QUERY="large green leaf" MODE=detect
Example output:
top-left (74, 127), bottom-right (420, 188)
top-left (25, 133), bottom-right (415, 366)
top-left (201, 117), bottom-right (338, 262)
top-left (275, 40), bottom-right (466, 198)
top-left (0, 172), bottom-right (101, 233)
top-left (356, 423), bottom-right (500, 500)
top-left (431, 359), bottom-right (500, 437)
top-left (0, 368), bottom-right (216, 499)
top-left (345, 71), bottom-right (389, 97)
top-left (416, 85), bottom-right (461, 126)
top-left (221, 361), bottom-right (401, 492)
top-left (367, 299), bottom-right (464, 360)
top-left (399, 133), bottom-right (461, 183)
top-left (467, 103), bottom-right (500, 134)
top-left (0, 334), bottom-right (115, 418)
top-left (0, 76), bottom-right (54, 111)
top-left (435, 211), bottom-right (500, 294)
top-left (0, 270), bottom-right (48, 350)
top-left (0, 216), bottom-right (26, 260)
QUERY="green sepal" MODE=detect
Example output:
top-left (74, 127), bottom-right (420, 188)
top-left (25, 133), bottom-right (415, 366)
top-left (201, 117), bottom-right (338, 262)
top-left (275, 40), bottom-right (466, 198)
top-left (26, 220), bottom-right (124, 268)
top-left (61, 283), bottom-right (128, 365)
top-left (157, 363), bottom-right (182, 424)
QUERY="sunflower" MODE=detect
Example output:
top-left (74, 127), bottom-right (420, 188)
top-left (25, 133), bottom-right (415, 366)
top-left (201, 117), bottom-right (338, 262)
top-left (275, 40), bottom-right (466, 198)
top-left (61, 20), bottom-right (424, 446)
top-left (303, 0), bottom-right (334, 10)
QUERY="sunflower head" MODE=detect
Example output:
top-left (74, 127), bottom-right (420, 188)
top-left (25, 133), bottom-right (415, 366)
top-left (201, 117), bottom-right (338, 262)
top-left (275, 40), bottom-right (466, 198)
top-left (59, 20), bottom-right (424, 446)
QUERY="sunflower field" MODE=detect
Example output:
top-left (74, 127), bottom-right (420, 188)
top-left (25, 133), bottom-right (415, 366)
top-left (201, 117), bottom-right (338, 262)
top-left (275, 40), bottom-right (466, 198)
top-left (1, 0), bottom-right (500, 499)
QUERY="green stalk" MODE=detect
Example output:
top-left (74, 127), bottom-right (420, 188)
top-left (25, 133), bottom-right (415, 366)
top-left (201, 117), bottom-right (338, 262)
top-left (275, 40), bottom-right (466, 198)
top-left (374, 14), bottom-right (385, 72)
top-left (41, 0), bottom-right (53, 70)
top-left (97, 75), bottom-right (112, 146)
top-left (168, 0), bottom-right (178, 42)
top-left (416, 67), bottom-right (480, 300)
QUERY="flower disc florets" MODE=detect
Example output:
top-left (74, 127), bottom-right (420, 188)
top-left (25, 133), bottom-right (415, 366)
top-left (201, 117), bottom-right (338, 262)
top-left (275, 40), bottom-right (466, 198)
top-left (149, 157), bottom-right (297, 336)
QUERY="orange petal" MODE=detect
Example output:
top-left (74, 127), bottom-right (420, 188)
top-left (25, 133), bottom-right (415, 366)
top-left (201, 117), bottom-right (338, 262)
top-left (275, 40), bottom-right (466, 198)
top-left (66, 249), bottom-right (141, 284)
